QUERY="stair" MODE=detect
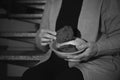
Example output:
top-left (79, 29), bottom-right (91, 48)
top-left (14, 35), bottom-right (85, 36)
top-left (0, 0), bottom-right (46, 61)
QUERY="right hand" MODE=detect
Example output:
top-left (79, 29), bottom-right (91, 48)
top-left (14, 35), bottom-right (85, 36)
top-left (38, 29), bottom-right (57, 46)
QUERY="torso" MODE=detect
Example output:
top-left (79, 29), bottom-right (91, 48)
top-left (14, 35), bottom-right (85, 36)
top-left (56, 0), bottom-right (83, 36)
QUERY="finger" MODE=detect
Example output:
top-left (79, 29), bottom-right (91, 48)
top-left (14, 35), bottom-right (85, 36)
top-left (41, 37), bottom-right (53, 45)
top-left (41, 38), bottom-right (50, 42)
top-left (68, 46), bottom-right (90, 58)
top-left (41, 42), bottom-right (48, 46)
top-left (80, 57), bottom-right (90, 61)
top-left (72, 53), bottom-right (87, 59)
top-left (65, 56), bottom-right (81, 62)
top-left (41, 29), bottom-right (57, 36)
top-left (65, 59), bottom-right (80, 62)
top-left (66, 52), bottom-right (86, 60)
top-left (43, 34), bottom-right (56, 40)
top-left (66, 55), bottom-right (89, 62)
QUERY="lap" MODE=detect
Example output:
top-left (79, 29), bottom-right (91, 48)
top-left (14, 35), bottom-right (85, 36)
top-left (55, 67), bottom-right (84, 80)
top-left (22, 53), bottom-right (83, 80)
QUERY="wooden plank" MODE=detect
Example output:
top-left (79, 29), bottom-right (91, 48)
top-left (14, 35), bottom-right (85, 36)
top-left (18, 19), bottom-right (41, 24)
top-left (0, 50), bottom-right (44, 60)
top-left (28, 5), bottom-right (45, 9)
top-left (0, 56), bottom-right (42, 60)
top-left (18, 0), bottom-right (46, 4)
top-left (0, 33), bottom-right (36, 37)
top-left (7, 47), bottom-right (35, 51)
top-left (0, 38), bottom-right (35, 47)
top-left (9, 14), bottom-right (43, 18)
top-left (0, 19), bottom-right (36, 32)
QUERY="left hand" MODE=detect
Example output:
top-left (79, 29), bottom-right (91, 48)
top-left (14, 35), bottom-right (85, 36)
top-left (65, 41), bottom-right (98, 62)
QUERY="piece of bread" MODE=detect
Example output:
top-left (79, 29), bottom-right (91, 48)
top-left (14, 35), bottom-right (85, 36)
top-left (56, 26), bottom-right (77, 52)
top-left (56, 26), bottom-right (75, 43)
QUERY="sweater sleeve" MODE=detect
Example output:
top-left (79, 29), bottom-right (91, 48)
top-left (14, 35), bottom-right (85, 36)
top-left (35, 1), bottom-right (51, 53)
top-left (96, 0), bottom-right (120, 56)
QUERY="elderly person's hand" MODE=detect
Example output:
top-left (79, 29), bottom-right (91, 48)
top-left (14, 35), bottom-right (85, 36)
top-left (65, 38), bottom-right (98, 62)
top-left (39, 29), bottom-right (56, 46)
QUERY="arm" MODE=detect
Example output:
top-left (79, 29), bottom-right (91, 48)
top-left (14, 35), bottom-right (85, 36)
top-left (96, 0), bottom-right (120, 56)
top-left (65, 0), bottom-right (120, 62)
top-left (35, 0), bottom-right (55, 53)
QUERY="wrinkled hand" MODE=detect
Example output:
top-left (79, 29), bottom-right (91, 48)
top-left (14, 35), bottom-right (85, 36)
top-left (39, 29), bottom-right (56, 46)
top-left (65, 40), bottom-right (98, 62)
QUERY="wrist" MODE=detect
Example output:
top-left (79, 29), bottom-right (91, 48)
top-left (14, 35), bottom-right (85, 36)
top-left (89, 42), bottom-right (98, 57)
top-left (94, 42), bottom-right (99, 56)
top-left (36, 43), bottom-right (50, 53)
top-left (41, 45), bottom-right (50, 53)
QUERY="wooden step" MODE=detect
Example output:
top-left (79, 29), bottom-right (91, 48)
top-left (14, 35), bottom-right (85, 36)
top-left (18, 0), bottom-right (46, 4)
top-left (0, 33), bottom-right (36, 37)
top-left (9, 14), bottom-right (43, 19)
top-left (28, 5), bottom-right (45, 9)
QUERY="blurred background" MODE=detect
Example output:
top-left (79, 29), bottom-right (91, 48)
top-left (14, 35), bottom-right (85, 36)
top-left (0, 0), bottom-right (46, 80)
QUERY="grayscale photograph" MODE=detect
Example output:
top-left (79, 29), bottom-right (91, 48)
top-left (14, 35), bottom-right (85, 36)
top-left (0, 0), bottom-right (120, 80)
